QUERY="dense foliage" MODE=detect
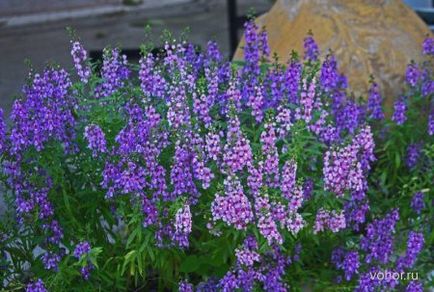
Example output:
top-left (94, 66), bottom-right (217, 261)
top-left (0, 22), bottom-right (433, 291)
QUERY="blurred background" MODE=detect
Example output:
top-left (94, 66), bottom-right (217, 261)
top-left (0, 0), bottom-right (433, 116)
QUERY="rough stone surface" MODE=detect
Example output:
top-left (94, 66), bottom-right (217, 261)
top-left (234, 0), bottom-right (433, 106)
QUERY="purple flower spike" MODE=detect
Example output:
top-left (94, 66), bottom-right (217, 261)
top-left (367, 82), bottom-right (384, 120)
top-left (406, 143), bottom-right (422, 169)
top-left (422, 37), bottom-right (434, 55)
top-left (71, 41), bottom-right (91, 84)
top-left (74, 241), bottom-right (91, 259)
top-left (179, 281), bottom-right (194, 292)
top-left (26, 279), bottom-right (47, 292)
top-left (405, 63), bottom-right (420, 87)
top-left (428, 110), bottom-right (434, 135)
top-left (406, 281), bottom-right (423, 292)
top-left (392, 98), bottom-right (407, 125)
top-left (173, 204), bottom-right (192, 248)
top-left (84, 124), bottom-right (107, 157)
top-left (303, 34), bottom-right (320, 62)
top-left (411, 192), bottom-right (425, 214)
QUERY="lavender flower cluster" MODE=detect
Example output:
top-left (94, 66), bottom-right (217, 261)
top-left (73, 241), bottom-right (93, 280)
top-left (0, 20), bottom-right (432, 292)
top-left (332, 209), bottom-right (426, 291)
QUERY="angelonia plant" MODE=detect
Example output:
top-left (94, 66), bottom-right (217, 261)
top-left (0, 21), bottom-right (432, 292)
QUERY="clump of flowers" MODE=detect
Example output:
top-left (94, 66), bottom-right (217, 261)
top-left (71, 40), bottom-right (91, 84)
top-left (367, 81), bottom-right (384, 120)
top-left (410, 192), bottom-right (425, 214)
top-left (314, 208), bottom-right (346, 233)
top-left (406, 143), bottom-right (422, 169)
top-left (73, 241), bottom-right (93, 280)
top-left (392, 97), bottom-right (407, 125)
top-left (0, 22), bottom-right (432, 292)
top-left (25, 279), bottom-right (47, 292)
top-left (84, 124), bottom-right (107, 156)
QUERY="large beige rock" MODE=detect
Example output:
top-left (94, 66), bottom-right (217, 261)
top-left (234, 0), bottom-right (433, 106)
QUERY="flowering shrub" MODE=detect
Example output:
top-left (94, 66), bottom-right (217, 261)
top-left (0, 22), bottom-right (432, 291)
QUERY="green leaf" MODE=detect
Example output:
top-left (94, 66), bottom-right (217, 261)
top-left (180, 255), bottom-right (200, 273)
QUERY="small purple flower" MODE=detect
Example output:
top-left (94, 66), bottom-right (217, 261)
top-left (342, 251), bottom-right (360, 281)
top-left (174, 204), bottom-right (192, 248)
top-left (356, 266), bottom-right (382, 291)
top-left (26, 279), bottom-right (47, 292)
top-left (139, 53), bottom-right (167, 98)
top-left (259, 29), bottom-right (270, 58)
top-left (360, 209), bottom-right (399, 264)
top-left (331, 247), bottom-right (345, 269)
top-left (10, 67), bottom-right (75, 153)
top-left (285, 59), bottom-right (302, 104)
top-left (196, 278), bottom-right (219, 292)
top-left (422, 37), bottom-right (434, 55)
top-left (336, 101), bottom-right (364, 135)
top-left (257, 210), bottom-right (283, 245)
top-left (323, 136), bottom-right (368, 197)
top-left (235, 246), bottom-right (260, 267)
top-left (142, 197), bottom-right (158, 227)
top-left (276, 106), bottom-right (292, 139)
top-left (302, 178), bottom-right (314, 200)
top-left (293, 243), bottom-right (302, 262)
top-left (405, 63), bottom-right (420, 87)
top-left (344, 198), bottom-right (369, 231)
top-left (406, 143), bottom-right (422, 169)
top-left (206, 41), bottom-right (222, 64)
top-left (284, 210), bottom-right (305, 235)
top-left (300, 78), bottom-right (316, 123)
top-left (81, 264), bottom-right (94, 280)
top-left (261, 122), bottom-right (280, 187)
top-left (281, 160), bottom-right (297, 201)
top-left (405, 232), bottom-right (424, 266)
top-left (71, 41), bottom-right (91, 83)
top-left (222, 113), bottom-right (253, 174)
top-left (0, 108), bottom-right (6, 154)
top-left (179, 281), bottom-right (194, 292)
top-left (74, 241), bottom-right (91, 259)
top-left (428, 110), bottom-right (434, 135)
top-left (242, 21), bottom-right (260, 77)
top-left (84, 124), bottom-right (107, 156)
top-left (247, 163), bottom-right (263, 197)
top-left (422, 79), bottom-right (434, 97)
top-left (219, 271), bottom-right (239, 292)
top-left (171, 143), bottom-right (197, 198)
top-left (397, 231), bottom-right (425, 270)
top-left (411, 192), bottom-right (425, 214)
top-left (392, 98), bottom-right (407, 125)
top-left (367, 82), bottom-right (384, 120)
top-left (320, 54), bottom-right (339, 92)
top-left (314, 208), bottom-right (346, 233)
top-left (192, 153), bottom-right (214, 189)
top-left (247, 86), bottom-right (264, 123)
top-left (42, 251), bottom-right (62, 270)
top-left (95, 48), bottom-right (130, 98)
top-left (43, 220), bottom-right (64, 245)
top-left (303, 34), bottom-right (320, 62)
top-left (205, 132), bottom-right (221, 161)
top-left (406, 281), bottom-right (423, 292)
top-left (211, 176), bottom-right (253, 230)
